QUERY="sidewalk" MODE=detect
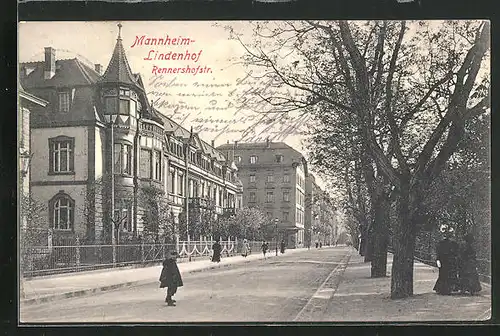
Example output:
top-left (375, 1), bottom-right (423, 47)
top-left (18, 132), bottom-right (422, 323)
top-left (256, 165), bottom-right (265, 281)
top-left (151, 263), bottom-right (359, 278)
top-left (299, 251), bottom-right (492, 322)
top-left (21, 247), bottom-right (308, 306)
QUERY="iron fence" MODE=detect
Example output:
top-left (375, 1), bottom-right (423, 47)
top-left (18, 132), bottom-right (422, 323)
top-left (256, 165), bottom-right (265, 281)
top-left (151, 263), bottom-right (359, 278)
top-left (21, 238), bottom-right (272, 277)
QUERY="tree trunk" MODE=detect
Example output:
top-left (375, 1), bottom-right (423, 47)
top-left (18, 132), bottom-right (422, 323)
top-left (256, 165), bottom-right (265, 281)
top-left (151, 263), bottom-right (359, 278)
top-left (390, 189), bottom-right (417, 299)
top-left (371, 196), bottom-right (389, 278)
top-left (364, 233), bottom-right (373, 262)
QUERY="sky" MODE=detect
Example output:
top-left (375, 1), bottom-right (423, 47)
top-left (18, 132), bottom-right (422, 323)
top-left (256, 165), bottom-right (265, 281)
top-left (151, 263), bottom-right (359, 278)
top-left (19, 21), bottom-right (326, 187)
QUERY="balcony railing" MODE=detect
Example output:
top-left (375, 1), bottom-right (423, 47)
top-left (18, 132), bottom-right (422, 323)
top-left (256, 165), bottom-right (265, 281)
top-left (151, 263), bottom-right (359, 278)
top-left (188, 197), bottom-right (213, 209)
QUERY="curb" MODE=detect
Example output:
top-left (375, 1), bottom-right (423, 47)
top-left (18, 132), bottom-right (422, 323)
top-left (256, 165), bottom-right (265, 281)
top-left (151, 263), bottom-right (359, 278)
top-left (21, 252), bottom-right (287, 307)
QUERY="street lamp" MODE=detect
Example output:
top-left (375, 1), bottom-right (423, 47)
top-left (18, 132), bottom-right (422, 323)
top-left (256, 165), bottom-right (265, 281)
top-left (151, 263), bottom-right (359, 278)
top-left (274, 218), bottom-right (279, 256)
top-left (19, 150), bottom-right (32, 178)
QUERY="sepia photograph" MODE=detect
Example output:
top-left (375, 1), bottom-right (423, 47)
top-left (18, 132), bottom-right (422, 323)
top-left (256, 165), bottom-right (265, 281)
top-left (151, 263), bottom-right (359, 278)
top-left (18, 20), bottom-right (491, 323)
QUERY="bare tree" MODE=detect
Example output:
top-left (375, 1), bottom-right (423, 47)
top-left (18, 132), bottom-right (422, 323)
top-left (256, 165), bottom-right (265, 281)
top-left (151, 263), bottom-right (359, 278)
top-left (227, 20), bottom-right (490, 298)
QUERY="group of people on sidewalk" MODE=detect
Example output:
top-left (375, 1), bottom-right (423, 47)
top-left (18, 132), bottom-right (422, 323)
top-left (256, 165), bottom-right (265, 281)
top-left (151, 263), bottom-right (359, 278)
top-left (433, 225), bottom-right (482, 296)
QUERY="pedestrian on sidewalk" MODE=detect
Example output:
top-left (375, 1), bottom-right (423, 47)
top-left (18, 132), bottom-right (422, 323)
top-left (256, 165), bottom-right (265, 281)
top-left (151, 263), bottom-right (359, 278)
top-left (458, 234), bottom-right (482, 295)
top-left (159, 250), bottom-right (183, 307)
top-left (241, 239), bottom-right (250, 258)
top-left (212, 239), bottom-right (222, 263)
top-left (280, 239), bottom-right (286, 254)
top-left (261, 241), bottom-right (269, 259)
top-left (433, 225), bottom-right (460, 295)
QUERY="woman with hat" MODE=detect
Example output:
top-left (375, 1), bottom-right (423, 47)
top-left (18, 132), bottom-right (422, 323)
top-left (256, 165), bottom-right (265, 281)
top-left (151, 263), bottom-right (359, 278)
top-left (458, 233), bottom-right (482, 295)
top-left (433, 224), bottom-right (460, 295)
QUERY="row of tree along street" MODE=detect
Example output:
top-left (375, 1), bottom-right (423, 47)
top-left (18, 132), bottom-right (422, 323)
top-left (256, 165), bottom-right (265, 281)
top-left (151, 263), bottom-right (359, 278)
top-left (226, 20), bottom-right (490, 299)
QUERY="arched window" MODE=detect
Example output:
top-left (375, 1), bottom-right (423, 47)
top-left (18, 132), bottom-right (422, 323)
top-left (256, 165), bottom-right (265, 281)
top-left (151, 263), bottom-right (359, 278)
top-left (49, 191), bottom-right (75, 231)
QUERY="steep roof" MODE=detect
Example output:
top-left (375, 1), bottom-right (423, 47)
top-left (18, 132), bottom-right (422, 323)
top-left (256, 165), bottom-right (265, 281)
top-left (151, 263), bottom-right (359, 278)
top-left (98, 26), bottom-right (138, 87)
top-left (159, 113), bottom-right (227, 162)
top-left (20, 58), bottom-right (100, 89)
top-left (217, 141), bottom-right (293, 151)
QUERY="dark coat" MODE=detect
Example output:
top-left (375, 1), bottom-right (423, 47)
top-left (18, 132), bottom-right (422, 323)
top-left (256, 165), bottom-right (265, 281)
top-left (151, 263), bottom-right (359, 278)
top-left (280, 241), bottom-right (286, 253)
top-left (159, 259), bottom-right (183, 288)
top-left (458, 244), bottom-right (482, 293)
top-left (433, 238), bottom-right (459, 294)
top-left (212, 242), bottom-right (222, 262)
top-left (261, 243), bottom-right (268, 253)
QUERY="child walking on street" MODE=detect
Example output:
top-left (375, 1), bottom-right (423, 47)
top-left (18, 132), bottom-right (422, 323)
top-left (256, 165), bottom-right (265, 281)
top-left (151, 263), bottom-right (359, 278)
top-left (159, 250), bottom-right (183, 306)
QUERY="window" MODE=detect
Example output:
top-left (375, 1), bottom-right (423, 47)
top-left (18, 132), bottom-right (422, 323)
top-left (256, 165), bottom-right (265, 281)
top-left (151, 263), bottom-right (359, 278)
top-left (283, 191), bottom-right (290, 202)
top-left (267, 175), bottom-right (274, 183)
top-left (123, 144), bottom-right (132, 175)
top-left (283, 211), bottom-right (289, 221)
top-left (284, 174), bottom-right (290, 183)
top-left (234, 156), bottom-right (241, 163)
top-left (153, 150), bottom-right (162, 181)
top-left (49, 137), bottom-right (74, 174)
top-left (249, 175), bottom-right (256, 183)
top-left (170, 171), bottom-right (175, 194)
top-left (49, 192), bottom-right (74, 231)
top-left (178, 174), bottom-right (184, 196)
top-left (104, 97), bottom-right (116, 115)
top-left (140, 149), bottom-right (152, 179)
top-left (266, 191), bottom-right (274, 203)
top-left (276, 155), bottom-right (283, 163)
top-left (58, 91), bottom-right (70, 113)
top-left (249, 192), bottom-right (256, 202)
top-left (250, 155), bottom-right (258, 164)
top-left (116, 201), bottom-right (132, 232)
top-left (119, 99), bottom-right (130, 115)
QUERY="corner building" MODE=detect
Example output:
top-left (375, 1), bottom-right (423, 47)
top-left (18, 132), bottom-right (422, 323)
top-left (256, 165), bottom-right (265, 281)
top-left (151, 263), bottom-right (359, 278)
top-left (19, 25), bottom-right (242, 245)
top-left (217, 140), bottom-right (308, 248)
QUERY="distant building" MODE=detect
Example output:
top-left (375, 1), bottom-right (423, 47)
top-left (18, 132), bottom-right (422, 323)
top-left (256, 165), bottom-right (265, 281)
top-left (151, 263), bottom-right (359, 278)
top-left (217, 140), bottom-right (308, 248)
top-left (19, 24), bottom-right (242, 245)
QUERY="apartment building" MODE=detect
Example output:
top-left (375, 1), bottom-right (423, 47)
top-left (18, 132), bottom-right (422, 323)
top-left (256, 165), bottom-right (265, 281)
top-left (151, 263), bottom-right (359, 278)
top-left (19, 24), bottom-right (242, 245)
top-left (217, 140), bottom-right (308, 248)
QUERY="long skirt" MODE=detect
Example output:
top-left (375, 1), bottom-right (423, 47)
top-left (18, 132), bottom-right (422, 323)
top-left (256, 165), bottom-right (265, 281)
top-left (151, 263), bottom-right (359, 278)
top-left (433, 263), bottom-right (459, 295)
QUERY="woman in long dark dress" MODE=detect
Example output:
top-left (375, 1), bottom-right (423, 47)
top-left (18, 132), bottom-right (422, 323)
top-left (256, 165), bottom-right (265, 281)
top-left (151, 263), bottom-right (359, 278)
top-left (458, 234), bottom-right (482, 295)
top-left (433, 227), bottom-right (460, 295)
top-left (212, 240), bottom-right (222, 263)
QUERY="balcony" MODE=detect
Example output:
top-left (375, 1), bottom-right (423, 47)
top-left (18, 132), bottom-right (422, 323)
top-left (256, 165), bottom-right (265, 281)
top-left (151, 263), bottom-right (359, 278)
top-left (223, 207), bottom-right (236, 217)
top-left (188, 197), bottom-right (213, 209)
top-left (167, 194), bottom-right (184, 207)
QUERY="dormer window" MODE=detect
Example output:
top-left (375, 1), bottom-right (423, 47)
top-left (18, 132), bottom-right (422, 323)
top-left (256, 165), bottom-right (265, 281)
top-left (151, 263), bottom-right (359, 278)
top-left (58, 91), bottom-right (71, 113)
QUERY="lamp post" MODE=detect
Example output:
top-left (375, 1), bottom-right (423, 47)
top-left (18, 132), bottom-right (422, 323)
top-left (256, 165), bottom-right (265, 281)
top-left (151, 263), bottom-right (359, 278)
top-left (274, 218), bottom-right (279, 256)
top-left (110, 117), bottom-right (116, 265)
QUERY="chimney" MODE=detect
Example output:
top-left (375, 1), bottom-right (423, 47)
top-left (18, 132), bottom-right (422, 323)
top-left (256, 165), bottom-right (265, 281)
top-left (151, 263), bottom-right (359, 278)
top-left (44, 47), bottom-right (56, 80)
top-left (266, 137), bottom-right (270, 148)
top-left (235, 141), bottom-right (238, 147)
top-left (95, 64), bottom-right (102, 75)
top-left (211, 140), bottom-right (215, 147)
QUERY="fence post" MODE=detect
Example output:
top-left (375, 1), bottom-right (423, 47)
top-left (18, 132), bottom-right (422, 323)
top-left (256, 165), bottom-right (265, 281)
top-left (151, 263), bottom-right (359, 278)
top-left (75, 236), bottom-right (81, 271)
top-left (141, 242), bottom-right (145, 263)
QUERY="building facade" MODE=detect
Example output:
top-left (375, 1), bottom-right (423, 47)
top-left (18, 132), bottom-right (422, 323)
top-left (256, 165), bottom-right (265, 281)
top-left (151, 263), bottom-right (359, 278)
top-left (19, 25), bottom-right (242, 245)
top-left (217, 140), bottom-right (308, 248)
top-left (305, 174), bottom-right (338, 247)
top-left (19, 85), bottom-right (48, 231)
